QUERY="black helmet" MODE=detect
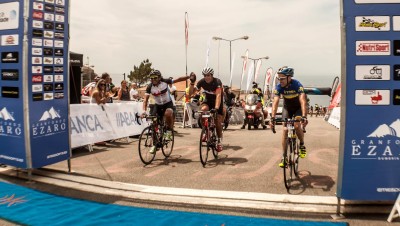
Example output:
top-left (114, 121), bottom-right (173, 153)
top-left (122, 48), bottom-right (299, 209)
top-left (149, 70), bottom-right (162, 78)
top-left (252, 82), bottom-right (258, 88)
top-left (223, 85), bottom-right (229, 90)
top-left (277, 66), bottom-right (294, 77)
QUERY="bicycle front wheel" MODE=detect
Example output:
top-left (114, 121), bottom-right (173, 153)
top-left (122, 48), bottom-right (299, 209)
top-left (199, 127), bottom-right (209, 167)
top-left (138, 126), bottom-right (156, 165)
top-left (283, 139), bottom-right (293, 190)
top-left (211, 128), bottom-right (218, 159)
top-left (162, 130), bottom-right (174, 158)
top-left (293, 140), bottom-right (300, 177)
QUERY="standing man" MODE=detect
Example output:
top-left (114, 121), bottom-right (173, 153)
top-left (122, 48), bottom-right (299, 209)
top-left (269, 66), bottom-right (308, 167)
top-left (192, 67), bottom-right (225, 152)
top-left (101, 72), bottom-right (114, 103)
top-left (130, 83), bottom-right (139, 101)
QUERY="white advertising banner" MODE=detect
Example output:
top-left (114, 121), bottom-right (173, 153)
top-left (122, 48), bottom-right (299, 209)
top-left (327, 107), bottom-right (340, 129)
top-left (355, 90), bottom-right (390, 105)
top-left (355, 65), bottom-right (390, 80)
top-left (103, 102), bottom-right (149, 138)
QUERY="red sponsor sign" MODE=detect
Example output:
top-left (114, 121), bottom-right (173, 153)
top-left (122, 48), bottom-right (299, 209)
top-left (32, 75), bottom-right (43, 83)
top-left (32, 11), bottom-right (44, 19)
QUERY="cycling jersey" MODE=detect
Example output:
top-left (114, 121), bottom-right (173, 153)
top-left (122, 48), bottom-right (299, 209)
top-left (145, 78), bottom-right (174, 105)
top-left (196, 77), bottom-right (224, 115)
top-left (273, 79), bottom-right (305, 111)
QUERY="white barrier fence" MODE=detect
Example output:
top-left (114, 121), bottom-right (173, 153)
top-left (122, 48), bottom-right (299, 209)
top-left (70, 103), bottom-right (149, 148)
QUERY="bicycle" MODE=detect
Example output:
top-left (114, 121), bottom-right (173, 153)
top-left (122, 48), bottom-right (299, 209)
top-left (271, 117), bottom-right (305, 190)
top-left (138, 115), bottom-right (174, 165)
top-left (199, 110), bottom-right (218, 167)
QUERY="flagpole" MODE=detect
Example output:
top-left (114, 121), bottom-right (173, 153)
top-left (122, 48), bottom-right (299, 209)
top-left (185, 12), bottom-right (188, 88)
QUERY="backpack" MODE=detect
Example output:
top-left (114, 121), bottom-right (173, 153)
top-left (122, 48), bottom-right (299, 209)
top-left (81, 82), bottom-right (96, 96)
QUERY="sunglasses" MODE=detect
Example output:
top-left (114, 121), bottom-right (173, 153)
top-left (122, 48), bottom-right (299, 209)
top-left (203, 74), bottom-right (212, 77)
top-left (150, 77), bottom-right (159, 80)
top-left (277, 77), bottom-right (287, 81)
top-left (99, 84), bottom-right (106, 86)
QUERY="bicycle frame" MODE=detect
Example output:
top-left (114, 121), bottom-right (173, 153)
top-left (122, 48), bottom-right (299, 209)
top-left (282, 118), bottom-right (301, 190)
top-left (199, 111), bottom-right (218, 167)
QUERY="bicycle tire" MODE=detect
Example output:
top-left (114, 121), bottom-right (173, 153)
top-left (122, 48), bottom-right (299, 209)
top-left (199, 127), bottom-right (209, 167)
top-left (161, 129), bottom-right (174, 158)
top-left (138, 126), bottom-right (156, 165)
top-left (293, 140), bottom-right (300, 177)
top-left (283, 139), bottom-right (293, 190)
top-left (211, 127), bottom-right (218, 159)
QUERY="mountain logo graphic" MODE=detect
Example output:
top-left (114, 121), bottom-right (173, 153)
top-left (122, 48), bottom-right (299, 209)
top-left (367, 119), bottom-right (400, 138)
top-left (39, 107), bottom-right (61, 121)
top-left (0, 107), bottom-right (15, 121)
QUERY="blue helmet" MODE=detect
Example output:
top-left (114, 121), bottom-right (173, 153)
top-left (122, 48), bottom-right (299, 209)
top-left (278, 66), bottom-right (294, 77)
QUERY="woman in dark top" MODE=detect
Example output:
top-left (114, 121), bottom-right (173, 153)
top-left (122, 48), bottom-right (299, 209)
top-left (117, 80), bottom-right (131, 101)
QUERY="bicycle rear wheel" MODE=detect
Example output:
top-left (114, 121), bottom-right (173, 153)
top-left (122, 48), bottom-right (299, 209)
top-left (138, 126), bottom-right (156, 165)
top-left (162, 130), bottom-right (174, 158)
top-left (199, 127), bottom-right (209, 167)
top-left (283, 139), bottom-right (293, 190)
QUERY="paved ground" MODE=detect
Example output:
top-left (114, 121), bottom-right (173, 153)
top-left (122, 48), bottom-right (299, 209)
top-left (0, 117), bottom-right (398, 225)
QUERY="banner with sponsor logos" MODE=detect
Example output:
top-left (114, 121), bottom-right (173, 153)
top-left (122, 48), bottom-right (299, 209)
top-left (70, 103), bottom-right (148, 148)
top-left (0, 0), bottom-right (70, 169)
top-left (338, 1), bottom-right (400, 200)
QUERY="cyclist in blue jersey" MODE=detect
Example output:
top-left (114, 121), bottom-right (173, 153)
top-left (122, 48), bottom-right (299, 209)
top-left (269, 66), bottom-right (308, 168)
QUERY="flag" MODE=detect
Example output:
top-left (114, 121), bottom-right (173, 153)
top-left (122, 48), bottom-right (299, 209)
top-left (240, 49), bottom-right (249, 87)
top-left (246, 61), bottom-right (255, 93)
top-left (229, 52), bottom-right (235, 87)
top-left (254, 59), bottom-right (262, 82)
top-left (205, 37), bottom-right (211, 67)
top-left (185, 12), bottom-right (189, 47)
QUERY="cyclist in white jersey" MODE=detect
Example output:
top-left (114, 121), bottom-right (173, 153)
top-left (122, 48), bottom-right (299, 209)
top-left (142, 70), bottom-right (190, 136)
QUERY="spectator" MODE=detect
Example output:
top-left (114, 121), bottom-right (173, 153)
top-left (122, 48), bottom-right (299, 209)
top-left (130, 83), bottom-right (139, 101)
top-left (91, 79), bottom-right (111, 105)
top-left (101, 72), bottom-right (114, 103)
top-left (117, 80), bottom-right (130, 101)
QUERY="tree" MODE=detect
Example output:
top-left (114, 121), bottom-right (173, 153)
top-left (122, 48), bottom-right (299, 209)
top-left (129, 59), bottom-right (153, 87)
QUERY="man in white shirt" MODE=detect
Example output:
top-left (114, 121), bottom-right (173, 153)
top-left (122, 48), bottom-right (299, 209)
top-left (130, 83), bottom-right (139, 101)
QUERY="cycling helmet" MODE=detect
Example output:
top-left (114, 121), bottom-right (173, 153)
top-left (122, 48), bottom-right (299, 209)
top-left (202, 67), bottom-right (214, 76)
top-left (277, 66), bottom-right (294, 77)
top-left (223, 85), bottom-right (229, 90)
top-left (149, 70), bottom-right (162, 78)
top-left (252, 82), bottom-right (258, 88)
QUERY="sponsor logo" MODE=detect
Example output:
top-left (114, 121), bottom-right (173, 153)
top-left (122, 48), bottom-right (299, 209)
top-left (356, 16), bottom-right (390, 31)
top-left (0, 2), bottom-right (19, 30)
top-left (55, 7), bottom-right (65, 14)
top-left (355, 65), bottom-right (388, 80)
top-left (70, 59), bottom-right (80, 64)
top-left (43, 57), bottom-right (53, 64)
top-left (33, 2), bottom-right (44, 11)
top-left (44, 13), bottom-right (54, 21)
top-left (32, 47), bottom-right (43, 55)
top-left (32, 107), bottom-right (67, 138)
top-left (32, 84), bottom-right (43, 92)
top-left (33, 93), bottom-right (43, 101)
top-left (32, 38), bottom-right (42, 46)
top-left (1, 69), bottom-right (18, 81)
top-left (32, 11), bottom-right (43, 19)
top-left (393, 90), bottom-right (400, 105)
top-left (43, 66), bottom-right (53, 73)
top-left (45, 0), bottom-right (55, 4)
top-left (54, 57), bottom-right (63, 65)
top-left (54, 32), bottom-right (64, 39)
top-left (1, 87), bottom-right (19, 98)
top-left (44, 39), bottom-right (53, 47)
top-left (0, 106), bottom-right (22, 137)
top-left (33, 20), bottom-right (43, 28)
top-left (32, 56), bottom-right (42, 65)
top-left (43, 84), bottom-right (53, 91)
top-left (54, 66), bottom-right (63, 73)
top-left (32, 75), bottom-right (43, 83)
top-left (394, 65), bottom-right (400, 81)
top-left (54, 92), bottom-right (64, 99)
top-left (356, 41), bottom-right (390, 56)
top-left (44, 21), bottom-right (54, 29)
top-left (32, 66), bottom-right (43, 74)
top-left (70, 114), bottom-right (104, 134)
top-left (43, 48), bottom-right (53, 56)
top-left (394, 16), bottom-right (400, 31)
top-left (394, 40), bottom-right (400, 56)
top-left (54, 74), bottom-right (63, 82)
top-left (54, 40), bottom-right (63, 48)
top-left (54, 83), bottom-right (63, 90)
top-left (55, 23), bottom-right (64, 31)
top-left (54, 49), bottom-right (63, 56)
top-left (55, 15), bottom-right (64, 22)
top-left (115, 111), bottom-right (144, 127)
top-left (44, 30), bottom-right (54, 38)
top-left (32, 29), bottom-right (44, 37)
top-left (43, 75), bottom-right (53, 82)
top-left (44, 92), bottom-right (53, 100)
top-left (44, 4), bottom-right (55, 12)
top-left (355, 90), bottom-right (390, 105)
top-left (1, 52), bottom-right (19, 63)
top-left (1, 34), bottom-right (18, 46)
top-left (56, 0), bottom-right (65, 6)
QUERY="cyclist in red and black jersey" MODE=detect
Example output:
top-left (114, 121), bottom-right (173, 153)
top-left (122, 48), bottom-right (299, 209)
top-left (193, 67), bottom-right (225, 152)
top-left (142, 70), bottom-right (190, 139)
top-left (269, 66), bottom-right (308, 168)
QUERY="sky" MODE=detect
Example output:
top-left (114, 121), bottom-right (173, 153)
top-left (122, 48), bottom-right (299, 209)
top-left (69, 0), bottom-right (341, 89)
